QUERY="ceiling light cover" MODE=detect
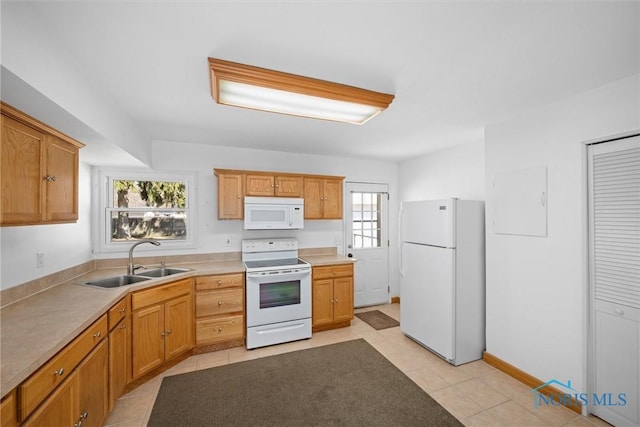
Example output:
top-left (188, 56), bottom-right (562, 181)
top-left (208, 58), bottom-right (394, 125)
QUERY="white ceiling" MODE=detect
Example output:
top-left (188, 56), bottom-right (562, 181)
top-left (3, 1), bottom-right (639, 163)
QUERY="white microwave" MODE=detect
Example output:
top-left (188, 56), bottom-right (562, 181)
top-left (244, 197), bottom-right (304, 230)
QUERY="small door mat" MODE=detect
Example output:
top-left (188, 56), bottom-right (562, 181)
top-left (355, 310), bottom-right (400, 330)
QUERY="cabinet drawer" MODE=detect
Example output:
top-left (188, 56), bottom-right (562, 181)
top-left (196, 315), bottom-right (244, 345)
top-left (131, 278), bottom-right (192, 310)
top-left (313, 264), bottom-right (353, 280)
top-left (196, 288), bottom-right (243, 317)
top-left (195, 273), bottom-right (243, 291)
top-left (19, 314), bottom-right (107, 419)
top-left (108, 296), bottom-right (129, 330)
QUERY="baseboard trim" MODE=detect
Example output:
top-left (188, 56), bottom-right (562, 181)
top-left (391, 296), bottom-right (400, 304)
top-left (483, 352), bottom-right (582, 415)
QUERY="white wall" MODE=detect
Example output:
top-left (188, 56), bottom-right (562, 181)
top-left (149, 140), bottom-right (401, 297)
top-left (398, 140), bottom-right (485, 202)
top-left (0, 162), bottom-right (94, 289)
top-left (484, 74), bottom-right (640, 395)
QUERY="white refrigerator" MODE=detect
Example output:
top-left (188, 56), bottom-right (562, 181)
top-left (399, 198), bottom-right (485, 366)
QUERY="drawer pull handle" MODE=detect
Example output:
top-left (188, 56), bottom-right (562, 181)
top-left (54, 368), bottom-right (65, 376)
top-left (93, 332), bottom-right (101, 338)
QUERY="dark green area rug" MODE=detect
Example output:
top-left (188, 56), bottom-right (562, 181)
top-left (148, 339), bottom-right (462, 426)
top-left (355, 310), bottom-right (400, 330)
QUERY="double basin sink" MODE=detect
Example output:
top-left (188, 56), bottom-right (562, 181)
top-left (84, 267), bottom-right (191, 289)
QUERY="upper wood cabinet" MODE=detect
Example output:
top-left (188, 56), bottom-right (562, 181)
top-left (304, 177), bottom-right (343, 219)
top-left (214, 168), bottom-right (344, 220)
top-left (215, 170), bottom-right (244, 219)
top-left (1, 102), bottom-right (84, 226)
top-left (245, 174), bottom-right (303, 197)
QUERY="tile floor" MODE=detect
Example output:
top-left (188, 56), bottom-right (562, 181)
top-left (104, 304), bottom-right (612, 427)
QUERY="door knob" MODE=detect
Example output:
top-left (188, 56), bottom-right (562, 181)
top-left (347, 253), bottom-right (353, 258)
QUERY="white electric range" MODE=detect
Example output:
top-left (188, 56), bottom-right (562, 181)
top-left (242, 238), bottom-right (312, 349)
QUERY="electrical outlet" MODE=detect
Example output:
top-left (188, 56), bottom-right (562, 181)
top-left (224, 236), bottom-right (232, 247)
top-left (36, 252), bottom-right (44, 268)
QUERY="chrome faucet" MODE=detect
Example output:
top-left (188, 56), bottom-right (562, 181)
top-left (127, 239), bottom-right (161, 275)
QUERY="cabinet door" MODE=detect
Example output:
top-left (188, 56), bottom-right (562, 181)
top-left (333, 277), bottom-right (354, 322)
top-left (245, 174), bottom-right (275, 196)
top-left (165, 295), bottom-right (193, 361)
top-left (77, 340), bottom-right (108, 427)
top-left (303, 178), bottom-right (324, 219)
top-left (217, 172), bottom-right (244, 219)
top-left (312, 279), bottom-right (334, 326)
top-left (45, 136), bottom-right (79, 222)
top-left (275, 176), bottom-right (302, 197)
top-left (132, 304), bottom-right (165, 379)
top-left (323, 178), bottom-right (343, 219)
top-left (108, 318), bottom-right (129, 410)
top-left (22, 372), bottom-right (77, 427)
top-left (0, 115), bottom-right (46, 225)
top-left (0, 391), bottom-right (17, 427)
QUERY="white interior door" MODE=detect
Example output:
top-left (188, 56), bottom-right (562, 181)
top-left (345, 182), bottom-right (389, 307)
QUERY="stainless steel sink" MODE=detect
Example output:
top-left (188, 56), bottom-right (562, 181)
top-left (85, 275), bottom-right (151, 288)
top-left (137, 267), bottom-right (190, 278)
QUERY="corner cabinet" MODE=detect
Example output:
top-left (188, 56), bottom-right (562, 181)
top-left (1, 102), bottom-right (84, 226)
top-left (131, 279), bottom-right (193, 380)
top-left (312, 263), bottom-right (354, 332)
top-left (213, 168), bottom-right (344, 220)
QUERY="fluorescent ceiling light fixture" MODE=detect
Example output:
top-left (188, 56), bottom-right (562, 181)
top-left (208, 58), bottom-right (394, 125)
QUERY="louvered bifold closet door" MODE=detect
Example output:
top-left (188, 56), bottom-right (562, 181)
top-left (590, 137), bottom-right (640, 309)
top-left (589, 135), bottom-right (640, 427)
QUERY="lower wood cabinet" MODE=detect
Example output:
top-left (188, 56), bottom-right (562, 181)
top-left (108, 297), bottom-right (130, 411)
top-left (22, 340), bottom-right (108, 427)
top-left (18, 315), bottom-right (107, 423)
top-left (0, 390), bottom-right (17, 427)
top-left (194, 273), bottom-right (245, 350)
top-left (131, 279), bottom-right (193, 379)
top-left (312, 264), bottom-right (354, 332)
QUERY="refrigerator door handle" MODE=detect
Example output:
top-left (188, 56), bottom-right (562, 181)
top-left (399, 206), bottom-right (405, 277)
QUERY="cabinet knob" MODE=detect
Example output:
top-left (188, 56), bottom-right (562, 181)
top-left (44, 175), bottom-right (57, 182)
top-left (160, 332), bottom-right (166, 337)
top-left (74, 422), bottom-right (82, 427)
top-left (93, 331), bottom-right (101, 338)
top-left (53, 368), bottom-right (65, 376)
top-left (81, 412), bottom-right (88, 419)
top-left (330, 299), bottom-right (334, 304)
top-left (120, 324), bottom-right (126, 329)
top-left (218, 301), bottom-right (223, 305)
top-left (332, 270), bottom-right (336, 275)
top-left (217, 280), bottom-right (222, 286)
top-left (335, 299), bottom-right (339, 303)
top-left (119, 308), bottom-right (126, 313)
top-left (166, 329), bottom-right (172, 335)
top-left (218, 327), bottom-right (223, 332)
top-left (237, 195), bottom-right (241, 199)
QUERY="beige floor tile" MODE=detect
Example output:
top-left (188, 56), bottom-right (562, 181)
top-left (195, 348), bottom-right (230, 370)
top-left (478, 370), bottom-right (534, 398)
top-left (457, 360), bottom-right (498, 379)
top-left (404, 366), bottom-right (450, 392)
top-left (486, 400), bottom-right (549, 426)
top-left (450, 378), bottom-right (510, 409)
top-left (104, 392), bottom-right (155, 426)
top-left (511, 389), bottom-right (580, 426)
top-left (431, 384), bottom-right (484, 419)
top-left (463, 410), bottom-right (506, 426)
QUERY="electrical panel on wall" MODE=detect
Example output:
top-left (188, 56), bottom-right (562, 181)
top-left (492, 165), bottom-right (547, 237)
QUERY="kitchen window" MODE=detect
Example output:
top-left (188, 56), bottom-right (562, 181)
top-left (95, 169), bottom-right (196, 252)
top-left (351, 192), bottom-right (382, 248)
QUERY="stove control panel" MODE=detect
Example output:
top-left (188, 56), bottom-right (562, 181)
top-left (242, 238), bottom-right (298, 254)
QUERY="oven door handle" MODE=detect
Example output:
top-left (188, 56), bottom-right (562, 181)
top-left (246, 269), bottom-right (311, 278)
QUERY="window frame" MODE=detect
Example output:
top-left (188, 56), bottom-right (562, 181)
top-left (94, 168), bottom-right (197, 253)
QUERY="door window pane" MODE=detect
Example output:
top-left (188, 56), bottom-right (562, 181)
top-left (352, 192), bottom-right (382, 249)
